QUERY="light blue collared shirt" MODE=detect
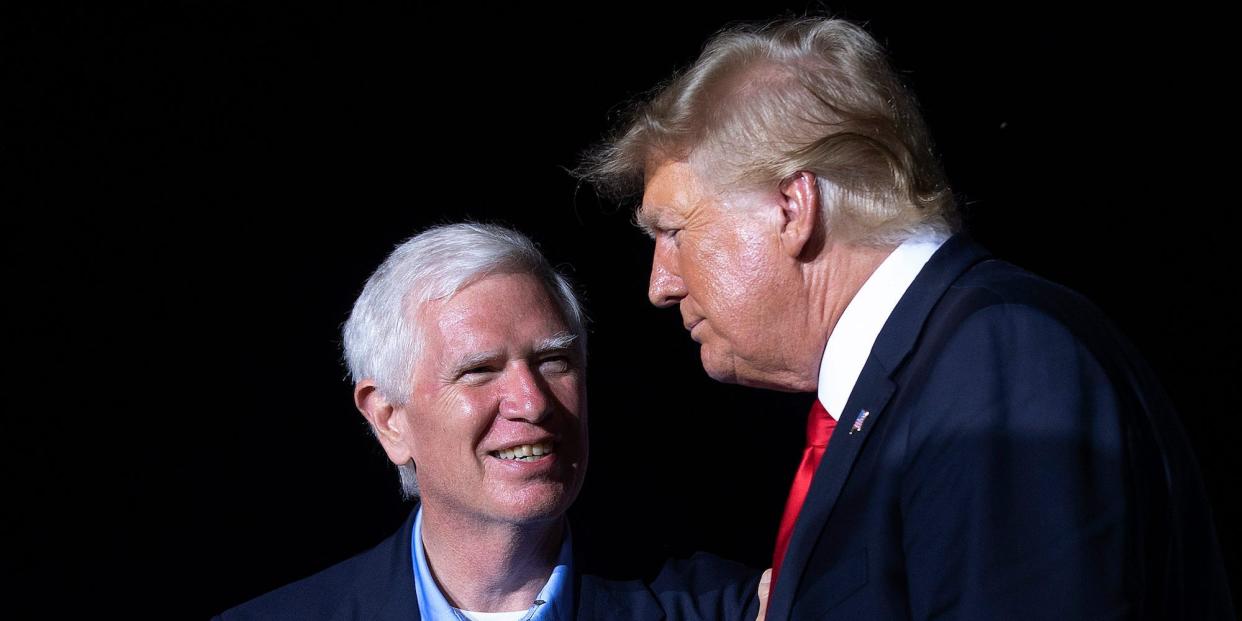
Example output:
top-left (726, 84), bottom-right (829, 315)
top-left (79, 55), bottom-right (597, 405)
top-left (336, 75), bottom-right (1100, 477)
top-left (412, 507), bottom-right (574, 621)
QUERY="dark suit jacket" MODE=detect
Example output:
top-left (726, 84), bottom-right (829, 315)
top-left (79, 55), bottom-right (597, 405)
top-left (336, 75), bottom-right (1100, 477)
top-left (766, 235), bottom-right (1234, 620)
top-left (214, 503), bottom-right (760, 620)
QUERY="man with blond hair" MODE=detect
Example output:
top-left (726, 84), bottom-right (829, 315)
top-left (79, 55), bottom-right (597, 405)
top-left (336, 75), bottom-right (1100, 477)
top-left (583, 17), bottom-right (1232, 621)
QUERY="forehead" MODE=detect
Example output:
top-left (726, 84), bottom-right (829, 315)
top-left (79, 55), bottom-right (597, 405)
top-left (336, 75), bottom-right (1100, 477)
top-left (418, 272), bottom-right (568, 357)
top-left (637, 160), bottom-right (710, 230)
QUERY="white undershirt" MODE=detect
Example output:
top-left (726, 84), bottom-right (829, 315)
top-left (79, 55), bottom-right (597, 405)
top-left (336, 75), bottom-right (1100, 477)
top-left (455, 610), bottom-right (527, 621)
top-left (817, 233), bottom-right (949, 420)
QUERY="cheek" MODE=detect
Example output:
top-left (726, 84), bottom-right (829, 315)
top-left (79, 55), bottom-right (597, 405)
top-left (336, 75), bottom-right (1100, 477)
top-left (409, 391), bottom-right (491, 463)
top-left (549, 378), bottom-right (585, 418)
top-left (404, 412), bottom-right (446, 467)
top-left (695, 230), bottom-right (778, 320)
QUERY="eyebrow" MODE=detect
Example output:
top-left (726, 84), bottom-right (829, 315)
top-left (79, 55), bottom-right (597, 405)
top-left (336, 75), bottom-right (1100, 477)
top-left (534, 332), bottom-right (580, 355)
top-left (634, 206), bottom-right (659, 238)
top-left (448, 350), bottom-right (501, 378)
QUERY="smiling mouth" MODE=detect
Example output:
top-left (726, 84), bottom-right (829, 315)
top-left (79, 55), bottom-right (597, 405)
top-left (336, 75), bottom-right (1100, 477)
top-left (490, 441), bottom-right (555, 462)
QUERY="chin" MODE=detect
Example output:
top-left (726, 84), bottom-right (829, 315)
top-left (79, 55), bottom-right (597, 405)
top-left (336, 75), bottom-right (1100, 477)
top-left (495, 484), bottom-right (577, 523)
top-left (700, 349), bottom-right (740, 385)
top-left (701, 348), bottom-right (805, 392)
top-left (704, 365), bottom-right (739, 385)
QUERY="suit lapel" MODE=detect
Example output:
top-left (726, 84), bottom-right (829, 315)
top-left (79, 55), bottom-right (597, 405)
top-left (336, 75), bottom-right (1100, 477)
top-left (766, 235), bottom-right (992, 621)
top-left (766, 369), bottom-right (895, 621)
top-left (375, 503), bottom-right (421, 621)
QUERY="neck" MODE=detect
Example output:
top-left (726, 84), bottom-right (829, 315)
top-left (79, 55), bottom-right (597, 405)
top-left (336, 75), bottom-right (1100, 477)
top-left (420, 505), bottom-right (563, 613)
top-left (799, 239), bottom-right (895, 386)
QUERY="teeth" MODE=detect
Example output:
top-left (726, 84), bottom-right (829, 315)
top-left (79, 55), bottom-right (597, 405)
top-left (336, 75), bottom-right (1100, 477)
top-left (492, 441), bottom-right (554, 461)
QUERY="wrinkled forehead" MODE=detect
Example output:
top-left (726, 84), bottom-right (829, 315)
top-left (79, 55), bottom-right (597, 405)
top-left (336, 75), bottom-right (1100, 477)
top-left (637, 158), bottom-right (766, 237)
top-left (637, 160), bottom-right (707, 229)
top-left (415, 272), bottom-right (574, 360)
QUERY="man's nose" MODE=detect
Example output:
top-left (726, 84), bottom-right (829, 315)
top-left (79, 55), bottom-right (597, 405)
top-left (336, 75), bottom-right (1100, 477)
top-left (499, 364), bottom-right (553, 422)
top-left (648, 239), bottom-right (686, 308)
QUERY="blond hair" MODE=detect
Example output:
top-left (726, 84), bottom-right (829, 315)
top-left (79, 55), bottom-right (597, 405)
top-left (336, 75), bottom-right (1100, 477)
top-left (581, 17), bottom-right (956, 245)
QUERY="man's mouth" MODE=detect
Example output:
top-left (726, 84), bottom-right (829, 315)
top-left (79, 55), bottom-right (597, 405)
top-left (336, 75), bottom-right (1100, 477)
top-left (490, 441), bottom-right (555, 462)
top-left (687, 319), bottom-right (703, 342)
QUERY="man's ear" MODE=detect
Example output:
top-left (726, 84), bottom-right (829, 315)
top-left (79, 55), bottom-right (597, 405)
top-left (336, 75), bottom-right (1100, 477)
top-left (777, 171), bottom-right (822, 259)
top-left (355, 380), bottom-right (413, 466)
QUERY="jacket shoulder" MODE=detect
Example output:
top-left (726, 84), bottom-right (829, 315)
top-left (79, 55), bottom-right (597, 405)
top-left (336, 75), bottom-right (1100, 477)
top-left (919, 257), bottom-right (1131, 359)
top-left (214, 548), bottom-right (383, 620)
top-left (214, 512), bottom-right (416, 621)
top-left (948, 258), bottom-right (1106, 317)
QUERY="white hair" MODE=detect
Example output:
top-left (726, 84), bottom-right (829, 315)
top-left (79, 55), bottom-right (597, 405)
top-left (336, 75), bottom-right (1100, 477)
top-left (342, 223), bottom-right (587, 497)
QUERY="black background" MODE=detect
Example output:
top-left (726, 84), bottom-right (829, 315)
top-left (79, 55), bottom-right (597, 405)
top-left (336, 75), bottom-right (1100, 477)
top-left (4, 3), bottom-right (1237, 618)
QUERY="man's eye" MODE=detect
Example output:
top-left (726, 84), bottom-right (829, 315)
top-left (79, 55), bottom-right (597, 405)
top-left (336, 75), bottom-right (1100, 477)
top-left (460, 366), bottom-right (498, 379)
top-left (539, 357), bottom-right (572, 374)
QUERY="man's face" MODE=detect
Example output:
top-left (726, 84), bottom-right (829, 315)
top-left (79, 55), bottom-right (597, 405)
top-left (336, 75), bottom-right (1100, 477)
top-left (640, 160), bottom-right (792, 387)
top-left (397, 272), bottom-right (587, 525)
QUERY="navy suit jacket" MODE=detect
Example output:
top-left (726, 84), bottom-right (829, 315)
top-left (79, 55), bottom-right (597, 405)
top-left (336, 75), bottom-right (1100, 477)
top-left (214, 502), bottom-right (760, 621)
top-left (766, 235), bottom-right (1233, 620)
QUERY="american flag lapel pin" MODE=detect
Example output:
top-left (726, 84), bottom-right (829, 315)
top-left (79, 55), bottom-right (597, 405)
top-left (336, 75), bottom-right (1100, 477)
top-left (850, 409), bottom-right (871, 435)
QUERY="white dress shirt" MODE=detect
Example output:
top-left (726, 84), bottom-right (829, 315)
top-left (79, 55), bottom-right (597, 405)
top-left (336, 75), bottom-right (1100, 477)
top-left (817, 233), bottom-right (949, 420)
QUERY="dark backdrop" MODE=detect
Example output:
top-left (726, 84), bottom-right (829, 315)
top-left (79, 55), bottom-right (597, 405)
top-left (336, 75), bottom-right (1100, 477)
top-left (4, 3), bottom-right (1237, 619)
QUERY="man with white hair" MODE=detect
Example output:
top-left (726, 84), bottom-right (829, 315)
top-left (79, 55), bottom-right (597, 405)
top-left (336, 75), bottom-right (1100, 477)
top-left (214, 223), bottom-right (760, 620)
top-left (582, 17), bottom-right (1232, 621)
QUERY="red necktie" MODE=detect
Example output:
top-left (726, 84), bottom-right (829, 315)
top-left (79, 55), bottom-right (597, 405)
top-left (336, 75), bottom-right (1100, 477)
top-left (770, 399), bottom-right (836, 590)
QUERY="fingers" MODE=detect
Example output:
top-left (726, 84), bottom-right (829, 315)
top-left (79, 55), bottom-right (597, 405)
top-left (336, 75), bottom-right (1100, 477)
top-left (756, 568), bottom-right (773, 621)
